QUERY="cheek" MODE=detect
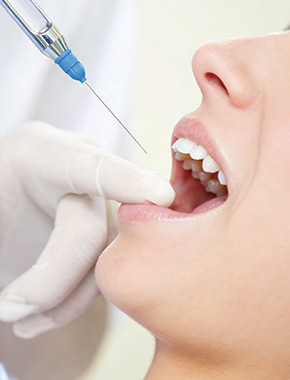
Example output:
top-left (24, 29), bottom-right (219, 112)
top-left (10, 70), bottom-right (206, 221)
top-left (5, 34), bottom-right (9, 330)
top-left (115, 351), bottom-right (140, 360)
top-left (223, 186), bottom-right (290, 336)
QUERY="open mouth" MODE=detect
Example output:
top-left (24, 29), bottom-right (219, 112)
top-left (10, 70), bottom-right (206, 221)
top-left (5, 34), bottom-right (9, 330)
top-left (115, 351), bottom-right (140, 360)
top-left (170, 136), bottom-right (228, 215)
top-left (118, 117), bottom-right (230, 223)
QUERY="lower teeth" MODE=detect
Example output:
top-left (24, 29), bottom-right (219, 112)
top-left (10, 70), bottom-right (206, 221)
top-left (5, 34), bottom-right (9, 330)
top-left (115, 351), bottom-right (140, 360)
top-left (207, 179), bottom-right (225, 195)
top-left (192, 172), bottom-right (200, 179)
top-left (176, 152), bottom-right (190, 161)
top-left (176, 153), bottom-right (227, 196)
top-left (191, 160), bottom-right (203, 172)
top-left (199, 171), bottom-right (212, 182)
top-left (183, 159), bottom-right (194, 170)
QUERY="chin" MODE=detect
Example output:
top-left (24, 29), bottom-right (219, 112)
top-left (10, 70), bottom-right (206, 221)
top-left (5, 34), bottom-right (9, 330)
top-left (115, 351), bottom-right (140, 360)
top-left (95, 220), bottom-right (191, 332)
top-left (95, 228), bottom-right (159, 320)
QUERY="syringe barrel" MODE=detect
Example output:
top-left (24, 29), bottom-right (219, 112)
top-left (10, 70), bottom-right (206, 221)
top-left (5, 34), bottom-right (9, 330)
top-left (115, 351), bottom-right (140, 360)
top-left (0, 0), bottom-right (68, 59)
top-left (0, 0), bottom-right (87, 82)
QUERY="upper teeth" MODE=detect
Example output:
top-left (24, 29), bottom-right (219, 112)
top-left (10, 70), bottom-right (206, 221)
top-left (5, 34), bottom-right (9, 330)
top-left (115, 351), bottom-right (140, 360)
top-left (202, 155), bottom-right (220, 173)
top-left (173, 138), bottom-right (197, 154)
top-left (218, 170), bottom-right (226, 186)
top-left (173, 137), bottom-right (227, 195)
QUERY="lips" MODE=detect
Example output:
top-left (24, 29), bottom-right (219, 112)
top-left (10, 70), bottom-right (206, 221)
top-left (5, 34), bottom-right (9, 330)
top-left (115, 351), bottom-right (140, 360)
top-left (119, 115), bottom-right (229, 223)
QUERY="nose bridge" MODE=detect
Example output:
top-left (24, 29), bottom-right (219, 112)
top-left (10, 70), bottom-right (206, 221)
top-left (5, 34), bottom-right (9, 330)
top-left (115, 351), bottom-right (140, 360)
top-left (192, 39), bottom-right (261, 109)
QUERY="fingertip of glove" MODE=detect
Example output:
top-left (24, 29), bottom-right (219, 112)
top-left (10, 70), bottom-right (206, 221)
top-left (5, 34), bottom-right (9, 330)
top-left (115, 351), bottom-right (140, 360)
top-left (141, 172), bottom-right (176, 207)
top-left (99, 157), bottom-right (176, 206)
top-left (13, 323), bottom-right (37, 339)
top-left (0, 297), bottom-right (38, 323)
top-left (13, 314), bottom-right (54, 339)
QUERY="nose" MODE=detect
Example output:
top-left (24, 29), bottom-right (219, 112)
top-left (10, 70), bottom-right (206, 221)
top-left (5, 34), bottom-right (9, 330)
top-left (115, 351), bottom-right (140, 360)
top-left (192, 39), bottom-right (261, 109)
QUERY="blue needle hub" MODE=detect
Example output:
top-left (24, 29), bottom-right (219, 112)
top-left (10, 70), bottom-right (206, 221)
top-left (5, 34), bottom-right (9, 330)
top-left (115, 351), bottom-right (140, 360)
top-left (55, 49), bottom-right (87, 83)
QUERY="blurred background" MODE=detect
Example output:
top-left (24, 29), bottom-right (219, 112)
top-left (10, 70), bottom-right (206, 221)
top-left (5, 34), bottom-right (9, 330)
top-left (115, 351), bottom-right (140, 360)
top-left (1, 0), bottom-right (290, 379)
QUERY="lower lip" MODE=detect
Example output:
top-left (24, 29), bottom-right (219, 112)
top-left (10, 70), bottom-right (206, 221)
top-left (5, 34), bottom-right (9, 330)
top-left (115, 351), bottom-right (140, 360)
top-left (119, 196), bottom-right (227, 223)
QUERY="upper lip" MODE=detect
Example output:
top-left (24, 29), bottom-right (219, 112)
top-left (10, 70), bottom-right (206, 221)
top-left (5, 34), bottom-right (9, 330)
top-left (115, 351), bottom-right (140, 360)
top-left (171, 114), bottom-right (230, 190)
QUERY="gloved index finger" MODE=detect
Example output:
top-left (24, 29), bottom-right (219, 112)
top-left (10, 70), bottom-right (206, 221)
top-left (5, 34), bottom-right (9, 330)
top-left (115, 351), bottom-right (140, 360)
top-left (68, 147), bottom-right (175, 207)
top-left (12, 124), bottom-right (175, 207)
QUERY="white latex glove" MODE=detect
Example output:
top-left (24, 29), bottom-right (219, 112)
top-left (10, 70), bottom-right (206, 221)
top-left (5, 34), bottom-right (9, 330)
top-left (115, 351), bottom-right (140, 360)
top-left (0, 122), bottom-right (175, 338)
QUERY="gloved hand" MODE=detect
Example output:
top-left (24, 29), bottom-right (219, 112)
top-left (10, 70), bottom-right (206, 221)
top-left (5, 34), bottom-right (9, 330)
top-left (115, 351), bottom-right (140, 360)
top-left (0, 121), bottom-right (175, 338)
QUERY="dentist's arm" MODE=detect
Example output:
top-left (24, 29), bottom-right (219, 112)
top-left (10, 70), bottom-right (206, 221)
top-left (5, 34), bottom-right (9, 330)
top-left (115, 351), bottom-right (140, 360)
top-left (0, 121), bottom-right (175, 338)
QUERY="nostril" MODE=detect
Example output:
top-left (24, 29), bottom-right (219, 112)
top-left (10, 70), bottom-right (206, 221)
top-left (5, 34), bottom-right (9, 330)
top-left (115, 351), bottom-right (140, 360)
top-left (205, 72), bottom-right (229, 96)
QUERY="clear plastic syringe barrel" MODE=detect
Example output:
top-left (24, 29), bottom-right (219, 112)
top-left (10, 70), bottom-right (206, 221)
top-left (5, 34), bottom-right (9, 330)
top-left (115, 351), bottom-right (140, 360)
top-left (0, 0), bottom-right (51, 33)
top-left (0, 0), bottom-right (68, 59)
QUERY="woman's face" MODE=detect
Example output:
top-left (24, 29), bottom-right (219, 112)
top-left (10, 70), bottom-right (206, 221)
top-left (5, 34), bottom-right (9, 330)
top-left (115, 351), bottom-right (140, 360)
top-left (96, 31), bottom-right (290, 370)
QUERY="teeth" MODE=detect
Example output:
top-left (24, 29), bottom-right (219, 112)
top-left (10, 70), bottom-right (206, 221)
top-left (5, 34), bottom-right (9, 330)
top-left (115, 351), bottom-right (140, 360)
top-left (192, 172), bottom-right (200, 179)
top-left (175, 138), bottom-right (197, 154)
top-left (191, 160), bottom-right (203, 173)
top-left (190, 145), bottom-right (207, 160)
top-left (199, 171), bottom-right (212, 182)
top-left (218, 170), bottom-right (226, 186)
top-left (202, 155), bottom-right (220, 173)
top-left (172, 139), bottom-right (183, 152)
top-left (175, 152), bottom-right (189, 161)
top-left (173, 137), bottom-right (228, 197)
top-left (207, 179), bottom-right (225, 195)
top-left (183, 159), bottom-right (193, 170)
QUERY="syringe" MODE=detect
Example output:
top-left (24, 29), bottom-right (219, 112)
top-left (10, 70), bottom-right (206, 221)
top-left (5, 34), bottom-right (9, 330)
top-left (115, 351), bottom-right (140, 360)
top-left (0, 0), bottom-right (147, 154)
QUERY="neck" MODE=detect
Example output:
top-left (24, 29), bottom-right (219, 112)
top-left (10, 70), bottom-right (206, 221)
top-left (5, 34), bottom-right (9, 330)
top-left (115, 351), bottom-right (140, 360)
top-left (144, 340), bottom-right (229, 380)
top-left (144, 339), bottom-right (282, 380)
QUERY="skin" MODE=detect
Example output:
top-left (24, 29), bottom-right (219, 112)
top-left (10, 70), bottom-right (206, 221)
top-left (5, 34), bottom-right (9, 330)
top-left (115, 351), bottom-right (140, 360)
top-left (96, 31), bottom-right (290, 379)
